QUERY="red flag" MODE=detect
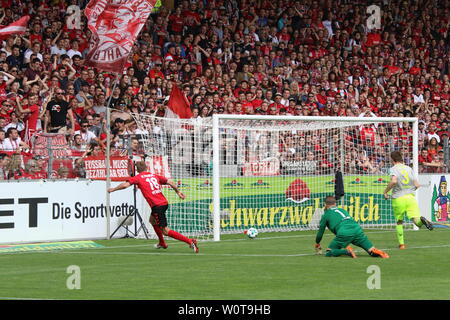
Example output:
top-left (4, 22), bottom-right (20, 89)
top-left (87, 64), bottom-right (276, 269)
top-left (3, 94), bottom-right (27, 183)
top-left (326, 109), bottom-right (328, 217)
top-left (167, 83), bottom-right (193, 119)
top-left (0, 16), bottom-right (30, 39)
top-left (84, 0), bottom-right (156, 73)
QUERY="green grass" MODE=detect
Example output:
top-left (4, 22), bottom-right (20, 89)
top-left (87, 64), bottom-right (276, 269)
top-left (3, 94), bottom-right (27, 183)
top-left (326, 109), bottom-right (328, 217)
top-left (1, 228), bottom-right (449, 300)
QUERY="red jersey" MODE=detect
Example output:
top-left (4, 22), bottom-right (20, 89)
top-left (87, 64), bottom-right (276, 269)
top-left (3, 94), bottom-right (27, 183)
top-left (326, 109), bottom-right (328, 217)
top-left (419, 154), bottom-right (432, 164)
top-left (24, 104), bottom-right (39, 132)
top-left (19, 171), bottom-right (47, 180)
top-left (149, 69), bottom-right (164, 81)
top-left (183, 10), bottom-right (201, 27)
top-left (30, 34), bottom-right (43, 44)
top-left (168, 14), bottom-right (184, 33)
top-left (128, 172), bottom-right (168, 208)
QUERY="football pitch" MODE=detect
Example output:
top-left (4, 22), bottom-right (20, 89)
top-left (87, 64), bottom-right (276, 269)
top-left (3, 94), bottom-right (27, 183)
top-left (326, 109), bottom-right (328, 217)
top-left (1, 228), bottom-right (450, 300)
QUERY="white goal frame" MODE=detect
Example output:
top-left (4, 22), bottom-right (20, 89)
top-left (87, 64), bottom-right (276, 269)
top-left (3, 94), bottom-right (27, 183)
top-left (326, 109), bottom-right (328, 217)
top-left (211, 115), bottom-right (419, 241)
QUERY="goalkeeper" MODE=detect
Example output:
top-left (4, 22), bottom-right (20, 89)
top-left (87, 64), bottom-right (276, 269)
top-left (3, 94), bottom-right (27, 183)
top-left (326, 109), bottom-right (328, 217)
top-left (314, 196), bottom-right (390, 258)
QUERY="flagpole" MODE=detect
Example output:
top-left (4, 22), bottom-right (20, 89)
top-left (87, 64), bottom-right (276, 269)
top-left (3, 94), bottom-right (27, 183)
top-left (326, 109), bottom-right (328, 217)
top-left (84, 0), bottom-right (158, 240)
top-left (105, 77), bottom-right (118, 239)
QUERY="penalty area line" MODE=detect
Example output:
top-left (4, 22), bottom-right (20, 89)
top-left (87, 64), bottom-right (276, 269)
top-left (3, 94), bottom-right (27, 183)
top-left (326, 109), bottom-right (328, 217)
top-left (50, 250), bottom-right (313, 258)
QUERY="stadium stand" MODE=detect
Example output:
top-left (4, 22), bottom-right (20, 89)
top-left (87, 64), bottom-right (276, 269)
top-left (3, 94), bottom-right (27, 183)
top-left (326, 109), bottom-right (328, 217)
top-left (0, 0), bottom-right (448, 179)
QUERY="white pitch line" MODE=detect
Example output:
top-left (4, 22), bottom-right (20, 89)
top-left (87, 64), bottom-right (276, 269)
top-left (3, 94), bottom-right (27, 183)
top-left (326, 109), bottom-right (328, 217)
top-left (44, 242), bottom-right (450, 258)
top-left (0, 297), bottom-right (60, 300)
top-left (0, 230), bottom-right (398, 255)
top-left (50, 250), bottom-right (312, 257)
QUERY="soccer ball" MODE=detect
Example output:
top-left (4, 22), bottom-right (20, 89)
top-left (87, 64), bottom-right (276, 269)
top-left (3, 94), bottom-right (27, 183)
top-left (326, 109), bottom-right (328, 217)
top-left (246, 227), bottom-right (258, 239)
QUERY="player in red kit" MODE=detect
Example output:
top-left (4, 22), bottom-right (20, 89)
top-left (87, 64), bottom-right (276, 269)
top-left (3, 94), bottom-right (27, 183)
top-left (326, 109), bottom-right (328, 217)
top-left (108, 161), bottom-right (199, 253)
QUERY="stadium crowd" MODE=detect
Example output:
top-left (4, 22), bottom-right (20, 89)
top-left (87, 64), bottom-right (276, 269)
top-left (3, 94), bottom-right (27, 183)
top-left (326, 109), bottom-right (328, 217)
top-left (0, 0), bottom-right (449, 180)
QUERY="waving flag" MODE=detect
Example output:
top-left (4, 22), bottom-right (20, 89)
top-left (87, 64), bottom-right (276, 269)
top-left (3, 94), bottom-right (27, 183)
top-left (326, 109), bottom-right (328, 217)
top-left (84, 0), bottom-right (156, 73)
top-left (0, 16), bottom-right (30, 39)
top-left (167, 82), bottom-right (193, 119)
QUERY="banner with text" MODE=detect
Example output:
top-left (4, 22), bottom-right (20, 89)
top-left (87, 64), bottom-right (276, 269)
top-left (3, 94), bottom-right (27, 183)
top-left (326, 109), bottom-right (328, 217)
top-left (0, 180), bottom-right (156, 244)
top-left (84, 156), bottom-right (131, 181)
top-left (242, 157), bottom-right (280, 177)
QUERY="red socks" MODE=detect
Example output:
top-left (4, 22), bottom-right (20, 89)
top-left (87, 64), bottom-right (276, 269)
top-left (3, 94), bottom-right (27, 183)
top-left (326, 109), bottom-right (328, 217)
top-left (152, 225), bottom-right (192, 246)
top-left (152, 224), bottom-right (166, 246)
top-left (168, 230), bottom-right (191, 245)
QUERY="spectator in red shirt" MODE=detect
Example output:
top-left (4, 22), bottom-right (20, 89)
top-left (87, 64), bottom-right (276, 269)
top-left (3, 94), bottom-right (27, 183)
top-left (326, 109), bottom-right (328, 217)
top-left (437, 122), bottom-right (450, 140)
top-left (16, 94), bottom-right (43, 145)
top-left (168, 7), bottom-right (185, 35)
top-left (18, 159), bottom-right (43, 180)
top-left (419, 148), bottom-right (433, 170)
top-left (149, 62), bottom-right (164, 84)
top-left (427, 137), bottom-right (442, 158)
top-left (32, 155), bottom-right (48, 179)
top-left (182, 2), bottom-right (202, 35)
top-left (0, 99), bottom-right (13, 123)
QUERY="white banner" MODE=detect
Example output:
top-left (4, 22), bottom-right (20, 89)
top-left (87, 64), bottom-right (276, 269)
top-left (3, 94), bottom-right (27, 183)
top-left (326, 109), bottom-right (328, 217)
top-left (0, 180), bottom-right (154, 244)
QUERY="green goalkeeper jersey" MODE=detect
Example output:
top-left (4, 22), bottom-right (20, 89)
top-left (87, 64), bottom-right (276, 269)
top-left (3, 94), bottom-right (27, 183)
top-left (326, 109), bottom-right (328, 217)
top-left (315, 206), bottom-right (355, 243)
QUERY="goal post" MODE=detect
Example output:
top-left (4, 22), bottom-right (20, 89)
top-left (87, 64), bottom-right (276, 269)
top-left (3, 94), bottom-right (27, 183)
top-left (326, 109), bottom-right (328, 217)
top-left (212, 115), bottom-right (221, 241)
top-left (211, 115), bottom-right (419, 241)
top-left (130, 112), bottom-right (418, 242)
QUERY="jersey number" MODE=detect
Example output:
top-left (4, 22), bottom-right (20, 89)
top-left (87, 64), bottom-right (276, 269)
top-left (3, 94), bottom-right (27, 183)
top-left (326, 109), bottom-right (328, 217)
top-left (400, 169), bottom-right (410, 185)
top-left (334, 208), bottom-right (350, 221)
top-left (334, 209), bottom-right (346, 218)
top-left (146, 177), bottom-right (160, 191)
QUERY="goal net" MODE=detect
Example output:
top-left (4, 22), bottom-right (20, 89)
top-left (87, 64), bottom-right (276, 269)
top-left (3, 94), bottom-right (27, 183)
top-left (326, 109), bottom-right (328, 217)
top-left (131, 113), bottom-right (418, 241)
top-left (130, 114), bottom-right (215, 241)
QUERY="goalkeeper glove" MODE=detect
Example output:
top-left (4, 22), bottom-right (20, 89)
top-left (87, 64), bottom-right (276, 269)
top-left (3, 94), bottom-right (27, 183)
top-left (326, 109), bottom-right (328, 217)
top-left (314, 243), bottom-right (322, 255)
